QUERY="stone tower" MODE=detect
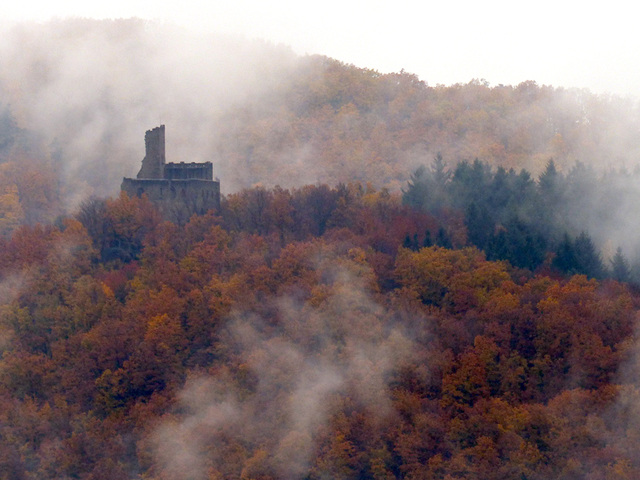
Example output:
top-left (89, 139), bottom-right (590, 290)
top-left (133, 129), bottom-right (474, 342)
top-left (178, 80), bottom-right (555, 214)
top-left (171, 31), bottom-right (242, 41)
top-left (121, 125), bottom-right (220, 224)
top-left (137, 125), bottom-right (165, 179)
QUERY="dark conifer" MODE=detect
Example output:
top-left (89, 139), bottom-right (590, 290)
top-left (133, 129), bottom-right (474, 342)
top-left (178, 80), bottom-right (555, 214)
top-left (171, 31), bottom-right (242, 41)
top-left (538, 159), bottom-right (562, 198)
top-left (486, 230), bottom-right (509, 262)
top-left (611, 247), bottom-right (631, 283)
top-left (435, 227), bottom-right (452, 249)
top-left (402, 165), bottom-right (430, 210)
top-left (423, 230), bottom-right (433, 248)
top-left (465, 202), bottom-right (493, 250)
top-left (403, 234), bottom-right (413, 250)
top-left (553, 233), bottom-right (578, 274)
top-left (431, 152), bottom-right (451, 186)
top-left (488, 166), bottom-right (511, 213)
top-left (574, 231), bottom-right (604, 279)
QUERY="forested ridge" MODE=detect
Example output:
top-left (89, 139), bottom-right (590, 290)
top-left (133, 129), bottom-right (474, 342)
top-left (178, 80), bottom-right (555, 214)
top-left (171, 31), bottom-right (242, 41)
top-left (216, 59), bottom-right (640, 193)
top-left (2, 19), bottom-right (640, 204)
top-left (1, 181), bottom-right (640, 479)
top-left (403, 156), bottom-right (640, 282)
top-left (4, 18), bottom-right (640, 479)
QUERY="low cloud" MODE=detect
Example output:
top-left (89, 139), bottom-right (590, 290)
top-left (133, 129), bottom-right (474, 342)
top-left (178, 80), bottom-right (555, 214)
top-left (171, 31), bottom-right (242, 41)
top-left (0, 18), bottom-right (299, 205)
top-left (147, 259), bottom-right (423, 479)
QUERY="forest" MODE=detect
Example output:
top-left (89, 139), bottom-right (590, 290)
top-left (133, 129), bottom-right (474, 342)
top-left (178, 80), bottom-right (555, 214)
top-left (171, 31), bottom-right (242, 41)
top-left (402, 156), bottom-right (640, 283)
top-left (1, 178), bottom-right (640, 479)
top-left (3, 19), bottom-right (640, 202)
top-left (4, 17), bottom-right (640, 480)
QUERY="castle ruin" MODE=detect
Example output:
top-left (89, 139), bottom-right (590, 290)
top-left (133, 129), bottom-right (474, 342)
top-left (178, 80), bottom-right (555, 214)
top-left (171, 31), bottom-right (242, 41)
top-left (121, 125), bottom-right (220, 223)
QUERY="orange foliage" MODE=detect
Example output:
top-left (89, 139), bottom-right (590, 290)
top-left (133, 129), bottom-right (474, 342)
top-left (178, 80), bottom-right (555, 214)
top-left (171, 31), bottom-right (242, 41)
top-left (0, 182), bottom-right (639, 479)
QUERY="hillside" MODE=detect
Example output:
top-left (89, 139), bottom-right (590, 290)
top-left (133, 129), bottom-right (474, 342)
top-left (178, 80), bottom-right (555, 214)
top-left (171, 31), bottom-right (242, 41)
top-left (216, 58), bottom-right (640, 192)
top-left (3, 18), bottom-right (640, 480)
top-left (1, 190), bottom-right (640, 479)
top-left (1, 19), bottom-right (640, 224)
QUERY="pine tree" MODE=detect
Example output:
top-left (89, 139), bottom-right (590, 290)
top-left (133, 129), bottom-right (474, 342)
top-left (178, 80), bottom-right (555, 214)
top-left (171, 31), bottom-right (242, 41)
top-left (423, 230), bottom-right (433, 248)
top-left (538, 159), bottom-right (562, 198)
top-left (431, 152), bottom-right (451, 185)
top-left (610, 247), bottom-right (631, 283)
top-left (435, 227), bottom-right (452, 249)
top-left (574, 231), bottom-right (604, 279)
top-left (402, 165), bottom-right (430, 210)
top-left (403, 234), bottom-right (413, 250)
top-left (486, 230), bottom-right (509, 262)
top-left (553, 233), bottom-right (578, 274)
top-left (537, 159), bottom-right (563, 236)
top-left (465, 202), bottom-right (493, 250)
top-left (507, 218), bottom-right (546, 271)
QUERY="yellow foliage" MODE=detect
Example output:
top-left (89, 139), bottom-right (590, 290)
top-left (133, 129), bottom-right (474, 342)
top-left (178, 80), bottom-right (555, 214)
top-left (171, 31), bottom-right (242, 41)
top-left (394, 246), bottom-right (510, 310)
top-left (145, 314), bottom-right (181, 343)
top-left (0, 183), bottom-right (24, 236)
top-left (101, 282), bottom-right (115, 298)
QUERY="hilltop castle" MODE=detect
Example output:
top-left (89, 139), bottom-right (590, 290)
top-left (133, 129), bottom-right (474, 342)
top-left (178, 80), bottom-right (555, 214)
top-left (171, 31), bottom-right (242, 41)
top-left (121, 125), bottom-right (220, 223)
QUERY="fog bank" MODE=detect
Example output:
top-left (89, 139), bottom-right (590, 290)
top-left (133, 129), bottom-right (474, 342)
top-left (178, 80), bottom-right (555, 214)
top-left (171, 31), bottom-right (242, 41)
top-left (0, 18), bottom-right (298, 205)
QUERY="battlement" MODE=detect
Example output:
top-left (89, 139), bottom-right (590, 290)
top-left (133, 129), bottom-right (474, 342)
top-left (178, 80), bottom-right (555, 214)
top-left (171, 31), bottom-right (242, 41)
top-left (165, 161), bottom-right (213, 180)
top-left (122, 126), bottom-right (220, 223)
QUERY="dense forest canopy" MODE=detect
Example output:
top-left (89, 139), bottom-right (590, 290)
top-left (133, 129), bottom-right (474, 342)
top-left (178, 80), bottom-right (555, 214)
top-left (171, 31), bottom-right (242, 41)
top-left (2, 187), bottom-right (640, 479)
top-left (4, 17), bottom-right (640, 480)
top-left (402, 156), bottom-right (640, 279)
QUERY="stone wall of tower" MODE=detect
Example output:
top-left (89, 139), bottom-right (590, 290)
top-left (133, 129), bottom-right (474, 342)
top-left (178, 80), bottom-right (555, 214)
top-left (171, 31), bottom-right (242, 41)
top-left (137, 125), bottom-right (165, 179)
top-left (164, 161), bottom-right (213, 180)
top-left (122, 125), bottom-right (221, 224)
top-left (121, 177), bottom-right (220, 224)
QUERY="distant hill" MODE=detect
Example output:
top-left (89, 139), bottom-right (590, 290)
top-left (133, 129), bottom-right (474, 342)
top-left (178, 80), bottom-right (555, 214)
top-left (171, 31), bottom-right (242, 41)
top-left (5, 19), bottom-right (640, 480)
top-left (216, 57), bottom-right (640, 191)
top-left (1, 18), bottom-right (640, 215)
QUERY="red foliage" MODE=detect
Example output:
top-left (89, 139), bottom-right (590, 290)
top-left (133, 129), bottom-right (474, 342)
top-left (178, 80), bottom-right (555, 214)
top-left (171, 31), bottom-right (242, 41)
top-left (1, 183), bottom-right (639, 479)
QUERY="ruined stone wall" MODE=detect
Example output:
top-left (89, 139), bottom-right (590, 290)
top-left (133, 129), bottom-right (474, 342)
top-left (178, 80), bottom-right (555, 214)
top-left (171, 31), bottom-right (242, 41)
top-left (122, 125), bottom-right (221, 224)
top-left (164, 162), bottom-right (213, 180)
top-left (137, 125), bottom-right (165, 179)
top-left (122, 177), bottom-right (220, 224)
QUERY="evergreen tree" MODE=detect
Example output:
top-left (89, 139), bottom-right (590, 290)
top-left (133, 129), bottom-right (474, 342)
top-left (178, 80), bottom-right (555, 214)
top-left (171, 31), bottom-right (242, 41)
top-left (402, 154), bottom-right (452, 213)
top-left (564, 162), bottom-right (599, 236)
top-left (428, 152), bottom-right (452, 211)
top-left (505, 218), bottom-right (546, 271)
top-left (403, 234), bottom-right (413, 250)
top-left (486, 229), bottom-right (509, 262)
top-left (610, 247), bottom-right (631, 283)
top-left (450, 159), bottom-right (492, 209)
top-left (520, 232), bottom-right (547, 271)
top-left (488, 166), bottom-right (512, 214)
top-left (402, 233), bottom-right (420, 251)
top-left (486, 218), bottom-right (546, 271)
top-left (574, 231), bottom-right (604, 279)
top-left (470, 158), bottom-right (492, 191)
top-left (465, 202), bottom-right (494, 250)
top-left (553, 233), bottom-right (578, 274)
top-left (431, 152), bottom-right (451, 186)
top-left (537, 159), bottom-right (564, 237)
top-left (435, 227), bottom-right (452, 249)
top-left (423, 229), bottom-right (433, 248)
top-left (402, 165), bottom-right (430, 210)
top-left (538, 159), bottom-right (562, 198)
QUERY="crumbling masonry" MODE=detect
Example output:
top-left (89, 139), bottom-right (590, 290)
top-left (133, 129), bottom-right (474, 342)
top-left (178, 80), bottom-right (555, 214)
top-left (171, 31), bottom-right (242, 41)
top-left (121, 125), bottom-right (220, 223)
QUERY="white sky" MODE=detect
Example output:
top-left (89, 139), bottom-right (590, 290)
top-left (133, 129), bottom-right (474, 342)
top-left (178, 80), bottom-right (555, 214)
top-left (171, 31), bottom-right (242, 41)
top-left (3, 0), bottom-right (640, 97)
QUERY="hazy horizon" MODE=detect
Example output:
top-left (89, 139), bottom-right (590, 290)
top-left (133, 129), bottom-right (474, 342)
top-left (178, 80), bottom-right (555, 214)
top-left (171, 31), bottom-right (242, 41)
top-left (3, 1), bottom-right (639, 98)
